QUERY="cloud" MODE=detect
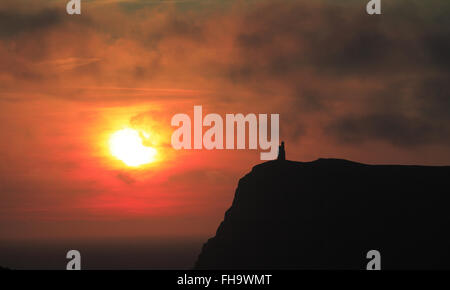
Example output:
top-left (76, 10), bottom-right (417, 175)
top-left (327, 113), bottom-right (450, 147)
top-left (0, 8), bottom-right (63, 38)
top-left (0, 0), bottom-right (449, 148)
top-left (117, 172), bottom-right (136, 184)
top-left (35, 57), bottom-right (102, 72)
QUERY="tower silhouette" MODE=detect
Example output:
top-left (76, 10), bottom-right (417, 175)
top-left (277, 141), bottom-right (285, 161)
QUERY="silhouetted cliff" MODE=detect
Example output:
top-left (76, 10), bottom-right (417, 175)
top-left (195, 159), bottom-right (450, 269)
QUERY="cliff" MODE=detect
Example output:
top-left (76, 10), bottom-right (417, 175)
top-left (195, 158), bottom-right (450, 269)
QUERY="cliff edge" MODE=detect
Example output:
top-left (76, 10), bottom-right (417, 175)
top-left (195, 159), bottom-right (450, 269)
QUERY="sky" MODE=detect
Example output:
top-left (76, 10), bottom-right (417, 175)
top-left (0, 0), bottom-right (449, 265)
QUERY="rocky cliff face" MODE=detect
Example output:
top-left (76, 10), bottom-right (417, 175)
top-left (195, 159), bottom-right (450, 269)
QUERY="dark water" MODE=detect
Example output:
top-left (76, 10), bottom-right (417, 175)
top-left (0, 237), bottom-right (205, 270)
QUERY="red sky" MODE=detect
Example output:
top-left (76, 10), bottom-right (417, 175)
top-left (1, 0), bottom-right (450, 242)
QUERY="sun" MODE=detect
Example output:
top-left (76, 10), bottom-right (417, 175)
top-left (109, 128), bottom-right (157, 167)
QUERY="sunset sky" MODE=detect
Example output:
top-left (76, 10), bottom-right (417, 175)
top-left (0, 0), bottom-right (449, 263)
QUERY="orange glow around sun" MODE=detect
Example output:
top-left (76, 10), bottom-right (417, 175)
top-left (109, 128), bottom-right (157, 167)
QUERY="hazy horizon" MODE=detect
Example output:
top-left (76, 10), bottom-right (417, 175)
top-left (0, 236), bottom-right (206, 269)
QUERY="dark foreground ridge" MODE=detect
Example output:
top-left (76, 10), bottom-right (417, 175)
top-left (195, 158), bottom-right (450, 269)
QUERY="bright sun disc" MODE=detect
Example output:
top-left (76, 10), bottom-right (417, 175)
top-left (109, 128), bottom-right (157, 167)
